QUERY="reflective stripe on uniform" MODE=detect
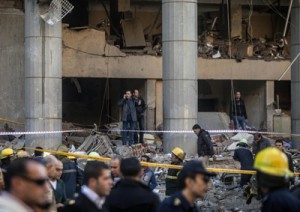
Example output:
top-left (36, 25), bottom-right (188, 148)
top-left (166, 175), bottom-right (177, 180)
top-left (62, 169), bottom-right (76, 174)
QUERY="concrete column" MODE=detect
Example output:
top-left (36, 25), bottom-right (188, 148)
top-left (162, 0), bottom-right (198, 155)
top-left (231, 0), bottom-right (242, 38)
top-left (24, 0), bottom-right (62, 149)
top-left (156, 80), bottom-right (163, 128)
top-left (145, 80), bottom-right (156, 130)
top-left (266, 81), bottom-right (274, 131)
top-left (291, 0), bottom-right (300, 149)
top-left (0, 3), bottom-right (24, 132)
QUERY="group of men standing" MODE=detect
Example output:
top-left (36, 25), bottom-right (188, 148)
top-left (118, 89), bottom-right (146, 146)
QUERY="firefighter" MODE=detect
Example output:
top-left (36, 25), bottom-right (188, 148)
top-left (254, 147), bottom-right (300, 211)
top-left (0, 148), bottom-right (14, 173)
top-left (165, 147), bottom-right (185, 196)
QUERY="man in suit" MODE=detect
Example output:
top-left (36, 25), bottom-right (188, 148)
top-left (63, 161), bottom-right (112, 212)
top-left (106, 157), bottom-right (160, 212)
top-left (50, 160), bottom-right (67, 210)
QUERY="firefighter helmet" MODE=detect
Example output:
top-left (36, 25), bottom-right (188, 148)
top-left (1, 148), bottom-right (14, 159)
top-left (171, 147), bottom-right (185, 161)
top-left (254, 147), bottom-right (293, 177)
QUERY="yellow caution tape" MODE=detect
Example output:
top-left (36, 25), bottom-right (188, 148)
top-left (0, 118), bottom-right (24, 126)
top-left (24, 147), bottom-right (300, 176)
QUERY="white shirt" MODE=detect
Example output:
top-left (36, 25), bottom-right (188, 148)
top-left (0, 191), bottom-right (33, 212)
top-left (49, 180), bottom-right (57, 190)
top-left (81, 185), bottom-right (105, 209)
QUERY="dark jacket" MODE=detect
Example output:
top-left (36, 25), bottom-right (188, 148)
top-left (53, 179), bottom-right (67, 205)
top-left (197, 129), bottom-right (214, 157)
top-left (166, 161), bottom-right (182, 196)
top-left (62, 192), bottom-right (108, 212)
top-left (118, 98), bottom-right (137, 122)
top-left (134, 96), bottom-right (146, 117)
top-left (105, 178), bottom-right (160, 212)
top-left (60, 158), bottom-right (83, 199)
top-left (230, 98), bottom-right (247, 120)
top-left (284, 151), bottom-right (294, 172)
top-left (233, 147), bottom-right (254, 170)
top-left (158, 191), bottom-right (198, 212)
top-left (262, 188), bottom-right (300, 212)
top-left (252, 137), bottom-right (271, 155)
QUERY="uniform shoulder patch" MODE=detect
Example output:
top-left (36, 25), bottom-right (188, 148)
top-left (174, 197), bottom-right (181, 206)
top-left (68, 200), bottom-right (75, 205)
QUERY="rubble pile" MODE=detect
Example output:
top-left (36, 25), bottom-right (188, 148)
top-left (2, 123), bottom-right (300, 211)
top-left (198, 35), bottom-right (289, 62)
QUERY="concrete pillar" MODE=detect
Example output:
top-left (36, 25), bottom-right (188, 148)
top-left (291, 0), bottom-right (300, 150)
top-left (0, 3), bottom-right (24, 132)
top-left (156, 80), bottom-right (163, 128)
top-left (145, 80), bottom-right (156, 130)
top-left (24, 1), bottom-right (62, 149)
top-left (266, 81), bottom-right (274, 131)
top-left (162, 0), bottom-right (198, 155)
top-left (231, 0), bottom-right (242, 38)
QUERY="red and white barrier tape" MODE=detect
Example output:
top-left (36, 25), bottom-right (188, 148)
top-left (0, 128), bottom-right (299, 136)
top-left (0, 129), bottom-right (85, 136)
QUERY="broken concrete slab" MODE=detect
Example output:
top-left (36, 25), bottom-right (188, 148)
top-left (115, 146), bottom-right (132, 158)
top-left (63, 28), bottom-right (106, 56)
top-left (230, 133), bottom-right (254, 143)
top-left (104, 44), bottom-right (126, 57)
top-left (198, 112), bottom-right (230, 130)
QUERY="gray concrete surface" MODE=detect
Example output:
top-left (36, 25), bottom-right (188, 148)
top-left (162, 0), bottom-right (198, 155)
top-left (291, 0), bottom-right (300, 149)
top-left (0, 6), bottom-right (24, 132)
top-left (24, 0), bottom-right (62, 149)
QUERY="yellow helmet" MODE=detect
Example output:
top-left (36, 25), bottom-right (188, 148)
top-left (171, 147), bottom-right (185, 161)
top-left (16, 150), bottom-right (30, 158)
top-left (88, 152), bottom-right (100, 161)
top-left (1, 148), bottom-right (14, 159)
top-left (254, 147), bottom-right (293, 177)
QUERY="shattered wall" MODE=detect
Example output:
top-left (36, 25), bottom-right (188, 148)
top-left (0, 4), bottom-right (24, 131)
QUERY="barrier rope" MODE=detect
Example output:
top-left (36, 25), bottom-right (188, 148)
top-left (1, 128), bottom-right (300, 136)
top-left (24, 147), bottom-right (300, 176)
top-left (0, 118), bottom-right (24, 126)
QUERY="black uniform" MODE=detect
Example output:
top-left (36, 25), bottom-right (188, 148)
top-left (166, 161), bottom-right (182, 196)
top-left (105, 178), bottom-right (160, 212)
top-left (158, 191), bottom-right (198, 212)
top-left (197, 129), bottom-right (214, 157)
top-left (233, 147), bottom-right (254, 186)
top-left (262, 188), bottom-right (300, 212)
top-left (134, 96), bottom-right (146, 143)
top-left (62, 192), bottom-right (108, 212)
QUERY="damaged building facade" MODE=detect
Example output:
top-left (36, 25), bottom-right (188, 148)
top-left (0, 0), bottom-right (297, 152)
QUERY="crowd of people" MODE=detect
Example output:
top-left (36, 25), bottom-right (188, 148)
top-left (0, 87), bottom-right (300, 211)
top-left (0, 143), bottom-right (219, 212)
top-left (1, 141), bottom-right (299, 212)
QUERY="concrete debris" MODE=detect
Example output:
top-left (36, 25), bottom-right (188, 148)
top-left (115, 146), bottom-right (132, 158)
top-left (230, 133), bottom-right (254, 143)
top-left (76, 134), bottom-right (114, 158)
top-left (63, 28), bottom-right (106, 56)
top-left (197, 36), bottom-right (289, 61)
top-left (104, 44), bottom-right (126, 57)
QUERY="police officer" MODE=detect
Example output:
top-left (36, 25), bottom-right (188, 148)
top-left (165, 147), bottom-right (185, 196)
top-left (158, 160), bottom-right (216, 212)
top-left (254, 147), bottom-right (300, 211)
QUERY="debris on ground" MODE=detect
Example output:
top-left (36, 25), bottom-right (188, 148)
top-left (3, 122), bottom-right (300, 211)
